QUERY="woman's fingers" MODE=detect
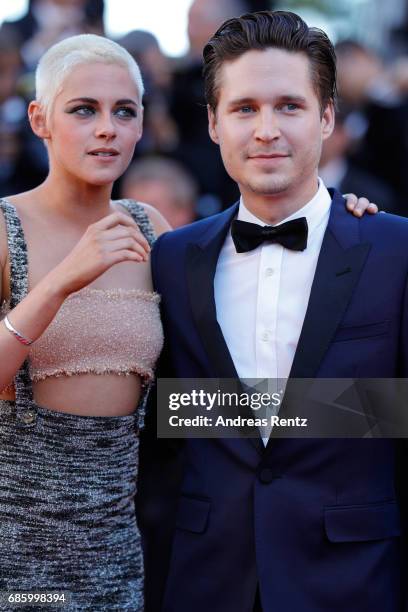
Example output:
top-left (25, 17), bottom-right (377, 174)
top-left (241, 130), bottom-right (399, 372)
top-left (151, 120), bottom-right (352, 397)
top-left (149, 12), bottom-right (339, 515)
top-left (344, 194), bottom-right (379, 217)
top-left (110, 249), bottom-right (148, 264)
top-left (355, 200), bottom-right (378, 215)
top-left (93, 212), bottom-right (151, 252)
top-left (105, 237), bottom-right (149, 261)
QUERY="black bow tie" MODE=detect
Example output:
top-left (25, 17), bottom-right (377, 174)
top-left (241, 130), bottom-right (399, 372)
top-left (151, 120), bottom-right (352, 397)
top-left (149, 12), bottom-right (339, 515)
top-left (231, 217), bottom-right (308, 253)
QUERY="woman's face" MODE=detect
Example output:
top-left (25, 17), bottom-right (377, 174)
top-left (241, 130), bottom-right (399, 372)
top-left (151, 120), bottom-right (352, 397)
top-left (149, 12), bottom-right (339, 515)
top-left (45, 62), bottom-right (143, 186)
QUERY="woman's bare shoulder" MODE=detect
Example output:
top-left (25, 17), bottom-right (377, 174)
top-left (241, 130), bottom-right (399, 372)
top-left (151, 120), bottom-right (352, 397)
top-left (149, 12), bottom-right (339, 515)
top-left (0, 190), bottom-right (39, 299)
top-left (114, 199), bottom-right (172, 237)
top-left (137, 201), bottom-right (172, 237)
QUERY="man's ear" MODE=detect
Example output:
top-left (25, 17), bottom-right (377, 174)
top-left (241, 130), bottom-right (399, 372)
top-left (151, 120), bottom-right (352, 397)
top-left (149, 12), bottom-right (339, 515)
top-left (28, 101), bottom-right (50, 140)
top-left (207, 104), bottom-right (219, 145)
top-left (321, 100), bottom-right (335, 142)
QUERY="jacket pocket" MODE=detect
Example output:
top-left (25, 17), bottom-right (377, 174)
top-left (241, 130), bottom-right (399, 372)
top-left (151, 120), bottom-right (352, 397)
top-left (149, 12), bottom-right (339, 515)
top-left (175, 496), bottom-right (210, 534)
top-left (324, 500), bottom-right (400, 542)
top-left (333, 320), bottom-right (389, 342)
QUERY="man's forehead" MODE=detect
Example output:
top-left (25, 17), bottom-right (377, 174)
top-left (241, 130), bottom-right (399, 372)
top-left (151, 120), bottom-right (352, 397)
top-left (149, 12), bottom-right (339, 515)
top-left (219, 47), bottom-right (310, 76)
top-left (215, 48), bottom-right (314, 97)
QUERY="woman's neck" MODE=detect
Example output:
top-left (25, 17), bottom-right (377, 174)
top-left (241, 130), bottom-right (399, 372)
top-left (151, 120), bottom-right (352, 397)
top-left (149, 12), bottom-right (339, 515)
top-left (33, 174), bottom-right (115, 226)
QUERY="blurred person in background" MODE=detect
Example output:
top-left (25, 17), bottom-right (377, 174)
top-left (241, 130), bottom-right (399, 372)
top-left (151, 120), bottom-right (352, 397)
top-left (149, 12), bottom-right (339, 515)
top-left (319, 108), bottom-right (397, 213)
top-left (117, 30), bottom-right (177, 157)
top-left (0, 29), bottom-right (28, 195)
top-left (168, 0), bottom-right (272, 217)
top-left (0, 0), bottom-right (106, 195)
top-left (2, 0), bottom-right (105, 70)
top-left (121, 157), bottom-right (197, 228)
top-left (336, 40), bottom-right (408, 215)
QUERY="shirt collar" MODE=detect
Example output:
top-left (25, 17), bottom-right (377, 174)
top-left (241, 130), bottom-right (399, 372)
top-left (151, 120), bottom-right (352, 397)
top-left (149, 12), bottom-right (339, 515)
top-left (238, 178), bottom-right (331, 237)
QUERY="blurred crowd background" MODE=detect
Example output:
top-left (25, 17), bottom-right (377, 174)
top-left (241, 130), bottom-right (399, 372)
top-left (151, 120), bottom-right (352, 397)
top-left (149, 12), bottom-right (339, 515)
top-left (0, 0), bottom-right (408, 224)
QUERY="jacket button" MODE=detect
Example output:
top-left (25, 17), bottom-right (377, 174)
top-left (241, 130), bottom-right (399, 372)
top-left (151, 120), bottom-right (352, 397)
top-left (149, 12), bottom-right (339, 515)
top-left (258, 467), bottom-right (280, 484)
top-left (21, 410), bottom-right (36, 425)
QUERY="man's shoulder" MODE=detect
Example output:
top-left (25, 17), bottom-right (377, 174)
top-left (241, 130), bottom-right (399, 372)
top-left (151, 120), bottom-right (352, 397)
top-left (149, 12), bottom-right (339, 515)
top-left (155, 204), bottom-right (238, 249)
top-left (360, 209), bottom-right (408, 239)
top-left (331, 188), bottom-right (408, 244)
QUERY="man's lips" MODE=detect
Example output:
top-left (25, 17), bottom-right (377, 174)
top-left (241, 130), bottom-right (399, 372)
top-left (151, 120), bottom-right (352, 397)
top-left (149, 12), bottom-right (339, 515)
top-left (248, 153), bottom-right (289, 159)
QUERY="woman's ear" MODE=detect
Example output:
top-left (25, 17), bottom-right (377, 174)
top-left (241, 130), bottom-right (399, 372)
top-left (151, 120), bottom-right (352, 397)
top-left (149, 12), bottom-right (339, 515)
top-left (28, 101), bottom-right (50, 140)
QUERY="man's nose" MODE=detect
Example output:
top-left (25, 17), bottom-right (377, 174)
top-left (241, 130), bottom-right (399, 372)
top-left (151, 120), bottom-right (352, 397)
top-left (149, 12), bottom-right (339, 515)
top-left (254, 108), bottom-right (281, 141)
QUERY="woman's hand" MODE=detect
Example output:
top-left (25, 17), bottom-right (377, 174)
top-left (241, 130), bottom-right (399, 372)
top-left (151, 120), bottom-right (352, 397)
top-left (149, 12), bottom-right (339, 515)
top-left (49, 212), bottom-right (150, 298)
top-left (344, 193), bottom-right (379, 217)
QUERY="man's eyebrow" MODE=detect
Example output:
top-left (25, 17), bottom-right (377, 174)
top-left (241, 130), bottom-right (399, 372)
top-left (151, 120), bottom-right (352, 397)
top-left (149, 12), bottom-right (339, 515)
top-left (227, 97), bottom-right (257, 107)
top-left (65, 97), bottom-right (138, 105)
top-left (227, 95), bottom-right (308, 107)
top-left (278, 95), bottom-right (307, 104)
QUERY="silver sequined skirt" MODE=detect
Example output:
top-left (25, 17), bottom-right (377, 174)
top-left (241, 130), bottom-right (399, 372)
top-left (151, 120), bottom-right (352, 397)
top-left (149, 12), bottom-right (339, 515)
top-left (0, 399), bottom-right (144, 611)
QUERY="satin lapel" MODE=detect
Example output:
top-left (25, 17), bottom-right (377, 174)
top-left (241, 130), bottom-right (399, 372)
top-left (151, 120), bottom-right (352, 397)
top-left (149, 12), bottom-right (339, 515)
top-left (186, 242), bottom-right (237, 379)
top-left (186, 205), bottom-right (264, 454)
top-left (289, 234), bottom-right (371, 379)
top-left (265, 190), bottom-right (371, 453)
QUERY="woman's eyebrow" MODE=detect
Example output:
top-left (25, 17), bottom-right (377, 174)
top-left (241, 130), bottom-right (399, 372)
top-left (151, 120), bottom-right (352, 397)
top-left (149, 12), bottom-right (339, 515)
top-left (115, 99), bottom-right (138, 106)
top-left (66, 97), bottom-right (98, 104)
top-left (65, 97), bottom-right (138, 105)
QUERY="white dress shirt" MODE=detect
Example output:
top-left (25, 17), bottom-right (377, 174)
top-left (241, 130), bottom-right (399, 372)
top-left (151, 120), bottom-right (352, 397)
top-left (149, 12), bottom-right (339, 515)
top-left (214, 180), bottom-right (332, 444)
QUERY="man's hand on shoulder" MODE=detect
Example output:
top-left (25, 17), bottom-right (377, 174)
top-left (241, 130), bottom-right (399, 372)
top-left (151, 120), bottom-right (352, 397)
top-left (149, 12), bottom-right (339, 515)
top-left (344, 194), bottom-right (379, 217)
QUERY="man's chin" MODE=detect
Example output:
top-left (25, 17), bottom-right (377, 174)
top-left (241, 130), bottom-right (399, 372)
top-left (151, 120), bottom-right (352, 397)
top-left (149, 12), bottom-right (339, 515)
top-left (247, 179), bottom-right (292, 196)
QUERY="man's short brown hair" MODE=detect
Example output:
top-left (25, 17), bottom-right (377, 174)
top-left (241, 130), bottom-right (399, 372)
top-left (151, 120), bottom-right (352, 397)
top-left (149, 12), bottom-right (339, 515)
top-left (203, 10), bottom-right (337, 114)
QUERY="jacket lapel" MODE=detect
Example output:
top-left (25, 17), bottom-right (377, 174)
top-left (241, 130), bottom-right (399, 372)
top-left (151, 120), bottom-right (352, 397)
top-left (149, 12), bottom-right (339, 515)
top-left (186, 204), bottom-right (264, 454)
top-left (289, 190), bottom-right (371, 379)
top-left (186, 205), bottom-right (238, 379)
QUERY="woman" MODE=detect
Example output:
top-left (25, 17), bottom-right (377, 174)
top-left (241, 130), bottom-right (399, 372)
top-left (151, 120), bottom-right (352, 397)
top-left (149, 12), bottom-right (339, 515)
top-left (0, 34), bottom-right (169, 610)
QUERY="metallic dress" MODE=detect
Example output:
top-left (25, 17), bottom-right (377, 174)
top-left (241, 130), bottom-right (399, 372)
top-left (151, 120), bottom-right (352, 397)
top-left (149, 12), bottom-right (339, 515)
top-left (0, 199), bottom-right (163, 611)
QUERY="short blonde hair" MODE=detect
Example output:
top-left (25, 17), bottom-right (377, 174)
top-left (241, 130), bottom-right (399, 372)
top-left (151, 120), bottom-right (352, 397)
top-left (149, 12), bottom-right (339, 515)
top-left (35, 34), bottom-right (144, 118)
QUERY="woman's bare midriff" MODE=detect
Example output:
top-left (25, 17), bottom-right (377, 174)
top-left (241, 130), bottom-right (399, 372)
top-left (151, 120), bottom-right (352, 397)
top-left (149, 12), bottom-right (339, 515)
top-left (0, 372), bottom-right (143, 416)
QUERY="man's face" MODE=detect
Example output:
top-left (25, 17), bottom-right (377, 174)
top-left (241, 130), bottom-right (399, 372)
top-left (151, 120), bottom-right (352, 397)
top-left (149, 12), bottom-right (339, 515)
top-left (208, 48), bottom-right (334, 205)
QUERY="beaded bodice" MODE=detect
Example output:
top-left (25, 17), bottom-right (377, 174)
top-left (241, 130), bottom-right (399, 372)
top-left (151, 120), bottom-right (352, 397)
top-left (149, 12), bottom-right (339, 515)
top-left (29, 287), bottom-right (163, 382)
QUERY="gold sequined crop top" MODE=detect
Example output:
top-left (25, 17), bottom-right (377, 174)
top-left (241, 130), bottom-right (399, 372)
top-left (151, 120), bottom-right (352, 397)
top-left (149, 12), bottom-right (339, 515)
top-left (26, 287), bottom-right (164, 383)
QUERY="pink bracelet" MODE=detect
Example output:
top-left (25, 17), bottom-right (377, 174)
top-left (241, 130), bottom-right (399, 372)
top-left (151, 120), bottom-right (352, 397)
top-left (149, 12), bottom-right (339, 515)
top-left (3, 315), bottom-right (33, 346)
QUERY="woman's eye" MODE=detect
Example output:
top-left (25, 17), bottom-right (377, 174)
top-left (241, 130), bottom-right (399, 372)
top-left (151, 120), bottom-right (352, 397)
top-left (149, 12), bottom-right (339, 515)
top-left (115, 107), bottom-right (137, 118)
top-left (69, 105), bottom-right (95, 116)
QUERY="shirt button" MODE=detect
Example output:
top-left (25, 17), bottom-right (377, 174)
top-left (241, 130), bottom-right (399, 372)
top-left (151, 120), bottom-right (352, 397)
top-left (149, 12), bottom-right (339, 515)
top-left (265, 268), bottom-right (274, 277)
top-left (261, 332), bottom-right (269, 342)
top-left (21, 410), bottom-right (36, 425)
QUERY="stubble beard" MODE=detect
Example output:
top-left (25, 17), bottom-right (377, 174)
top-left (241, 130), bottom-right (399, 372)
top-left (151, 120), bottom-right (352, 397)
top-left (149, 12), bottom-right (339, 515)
top-left (246, 173), bottom-right (294, 196)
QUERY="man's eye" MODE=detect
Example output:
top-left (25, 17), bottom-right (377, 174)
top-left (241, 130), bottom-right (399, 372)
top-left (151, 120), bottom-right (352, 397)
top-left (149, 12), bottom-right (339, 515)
top-left (238, 106), bottom-right (255, 114)
top-left (115, 107), bottom-right (137, 118)
top-left (281, 103), bottom-right (298, 112)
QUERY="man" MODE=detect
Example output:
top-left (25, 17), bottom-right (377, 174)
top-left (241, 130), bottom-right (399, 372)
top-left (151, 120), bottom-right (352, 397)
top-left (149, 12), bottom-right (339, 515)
top-left (121, 157), bottom-right (197, 228)
top-left (142, 11), bottom-right (407, 612)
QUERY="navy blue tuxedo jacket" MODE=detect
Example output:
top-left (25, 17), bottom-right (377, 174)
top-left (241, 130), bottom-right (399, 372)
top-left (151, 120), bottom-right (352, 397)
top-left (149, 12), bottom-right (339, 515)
top-left (146, 190), bottom-right (408, 612)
